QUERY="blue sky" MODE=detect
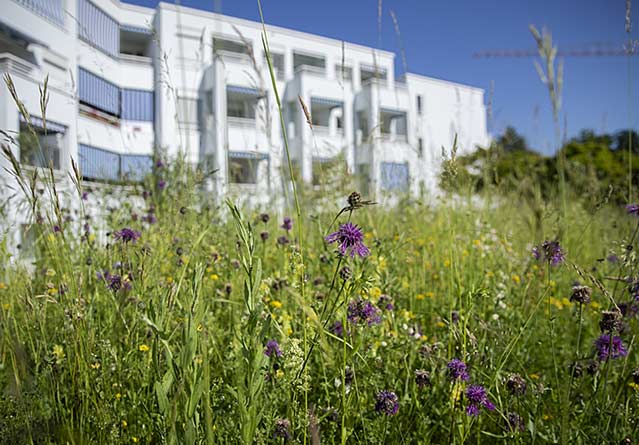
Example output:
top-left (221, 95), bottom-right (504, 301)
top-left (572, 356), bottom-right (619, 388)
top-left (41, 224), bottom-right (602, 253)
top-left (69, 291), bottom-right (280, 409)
top-left (127, 0), bottom-right (637, 154)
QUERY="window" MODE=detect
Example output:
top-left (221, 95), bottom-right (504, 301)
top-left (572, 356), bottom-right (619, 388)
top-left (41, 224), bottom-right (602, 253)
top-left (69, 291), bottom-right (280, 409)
top-left (335, 64), bottom-right (352, 81)
top-left (418, 138), bottom-right (423, 157)
top-left (78, 143), bottom-right (151, 182)
top-left (228, 154), bottom-right (263, 184)
top-left (380, 162), bottom-right (409, 192)
top-left (213, 37), bottom-right (249, 56)
top-left (78, 68), bottom-right (120, 116)
top-left (121, 89), bottom-right (154, 122)
top-left (15, 0), bottom-right (64, 27)
top-left (177, 97), bottom-right (199, 126)
top-left (293, 52), bottom-right (325, 72)
top-left (120, 25), bottom-right (152, 58)
top-left (360, 64), bottom-right (387, 83)
top-left (78, 0), bottom-right (119, 57)
top-left (19, 117), bottom-right (65, 169)
top-left (78, 143), bottom-right (120, 181)
top-left (417, 95), bottom-right (423, 114)
top-left (227, 87), bottom-right (261, 120)
top-left (264, 52), bottom-right (285, 80)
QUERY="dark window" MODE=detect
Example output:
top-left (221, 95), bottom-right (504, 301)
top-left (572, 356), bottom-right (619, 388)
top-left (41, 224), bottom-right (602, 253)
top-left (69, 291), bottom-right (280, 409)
top-left (228, 157), bottom-right (259, 184)
top-left (418, 138), bottom-right (423, 157)
top-left (417, 95), bottom-right (423, 114)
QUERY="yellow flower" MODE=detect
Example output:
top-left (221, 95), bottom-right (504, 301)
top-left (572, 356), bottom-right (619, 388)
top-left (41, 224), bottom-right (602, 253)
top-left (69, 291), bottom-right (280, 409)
top-left (90, 362), bottom-right (101, 369)
top-left (115, 393), bottom-right (122, 400)
top-left (275, 369), bottom-right (284, 379)
top-left (542, 414), bottom-right (553, 420)
top-left (436, 321), bottom-right (446, 328)
top-left (269, 300), bottom-right (283, 309)
top-left (2, 303), bottom-right (10, 310)
top-left (512, 274), bottom-right (521, 284)
top-left (122, 420), bottom-right (128, 428)
top-left (629, 382), bottom-right (638, 391)
top-left (48, 233), bottom-right (55, 242)
top-left (210, 274), bottom-right (219, 281)
top-left (131, 437), bottom-right (139, 443)
top-left (0, 282), bottom-right (7, 289)
top-left (426, 291), bottom-right (435, 299)
top-left (52, 344), bottom-right (65, 361)
top-left (369, 286), bottom-right (382, 299)
top-left (529, 373), bottom-right (540, 380)
top-left (138, 344), bottom-right (150, 352)
top-left (443, 259), bottom-right (451, 268)
top-left (166, 277), bottom-right (174, 284)
top-left (415, 293), bottom-right (425, 301)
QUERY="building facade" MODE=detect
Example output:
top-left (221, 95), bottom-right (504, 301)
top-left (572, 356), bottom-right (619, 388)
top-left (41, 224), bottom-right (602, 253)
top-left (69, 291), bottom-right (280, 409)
top-left (0, 0), bottom-right (489, 214)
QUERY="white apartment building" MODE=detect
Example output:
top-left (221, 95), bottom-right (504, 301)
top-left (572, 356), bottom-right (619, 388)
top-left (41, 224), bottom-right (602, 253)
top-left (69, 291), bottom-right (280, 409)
top-left (0, 0), bottom-right (489, 218)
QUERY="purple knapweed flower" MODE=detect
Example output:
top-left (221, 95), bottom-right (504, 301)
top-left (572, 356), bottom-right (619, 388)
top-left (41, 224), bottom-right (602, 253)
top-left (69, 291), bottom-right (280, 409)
top-left (325, 222), bottom-right (370, 258)
top-left (626, 203), bottom-right (639, 216)
top-left (347, 298), bottom-right (381, 326)
top-left (447, 358), bottom-right (470, 381)
top-left (113, 228), bottom-right (141, 244)
top-left (277, 235), bottom-right (289, 246)
top-left (158, 180), bottom-right (166, 190)
top-left (532, 240), bottom-right (565, 266)
top-left (594, 334), bottom-right (628, 361)
top-left (105, 272), bottom-right (131, 292)
top-left (264, 339), bottom-right (282, 358)
top-left (155, 159), bottom-right (164, 169)
top-left (375, 390), bottom-right (399, 416)
top-left (81, 191), bottom-right (88, 201)
top-left (281, 217), bottom-right (292, 231)
top-left (465, 385), bottom-right (495, 416)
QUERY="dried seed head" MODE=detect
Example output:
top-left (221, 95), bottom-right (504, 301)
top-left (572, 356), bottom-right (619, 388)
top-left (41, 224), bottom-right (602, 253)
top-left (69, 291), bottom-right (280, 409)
top-left (599, 310), bottom-right (622, 333)
top-left (506, 374), bottom-right (527, 396)
top-left (570, 285), bottom-right (592, 305)
top-left (298, 95), bottom-right (312, 129)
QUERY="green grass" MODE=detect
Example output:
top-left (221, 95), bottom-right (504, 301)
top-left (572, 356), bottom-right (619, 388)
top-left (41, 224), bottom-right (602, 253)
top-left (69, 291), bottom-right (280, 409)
top-left (0, 160), bottom-right (637, 443)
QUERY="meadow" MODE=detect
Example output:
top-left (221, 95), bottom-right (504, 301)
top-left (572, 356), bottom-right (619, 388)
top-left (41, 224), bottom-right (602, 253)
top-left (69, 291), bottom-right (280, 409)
top-left (0, 151), bottom-right (638, 444)
top-left (1, 2), bottom-right (638, 443)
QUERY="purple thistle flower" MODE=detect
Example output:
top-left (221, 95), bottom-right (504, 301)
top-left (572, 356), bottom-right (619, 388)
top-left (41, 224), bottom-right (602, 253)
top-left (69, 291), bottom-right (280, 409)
top-left (465, 385), bottom-right (495, 416)
top-left (264, 339), bottom-right (282, 358)
top-left (347, 298), bottom-right (381, 326)
top-left (144, 213), bottom-right (157, 225)
top-left (281, 217), bottom-right (292, 231)
top-left (325, 222), bottom-right (370, 258)
top-left (594, 334), bottom-right (628, 361)
top-left (532, 240), bottom-right (565, 266)
top-left (447, 358), bottom-right (470, 381)
top-left (375, 390), bottom-right (399, 416)
top-left (626, 203), bottom-right (639, 215)
top-left (113, 228), bottom-right (141, 244)
top-left (277, 235), bottom-right (290, 246)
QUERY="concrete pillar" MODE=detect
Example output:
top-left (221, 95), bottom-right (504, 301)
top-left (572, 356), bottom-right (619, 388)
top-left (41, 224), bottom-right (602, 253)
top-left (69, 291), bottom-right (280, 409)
top-left (368, 83), bottom-right (381, 199)
top-left (213, 60), bottom-right (227, 200)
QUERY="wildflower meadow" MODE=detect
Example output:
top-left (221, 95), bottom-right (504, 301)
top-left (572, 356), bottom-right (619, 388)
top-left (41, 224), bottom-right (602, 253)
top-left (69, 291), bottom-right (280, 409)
top-left (1, 1), bottom-right (639, 444)
top-left (1, 151), bottom-right (639, 444)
